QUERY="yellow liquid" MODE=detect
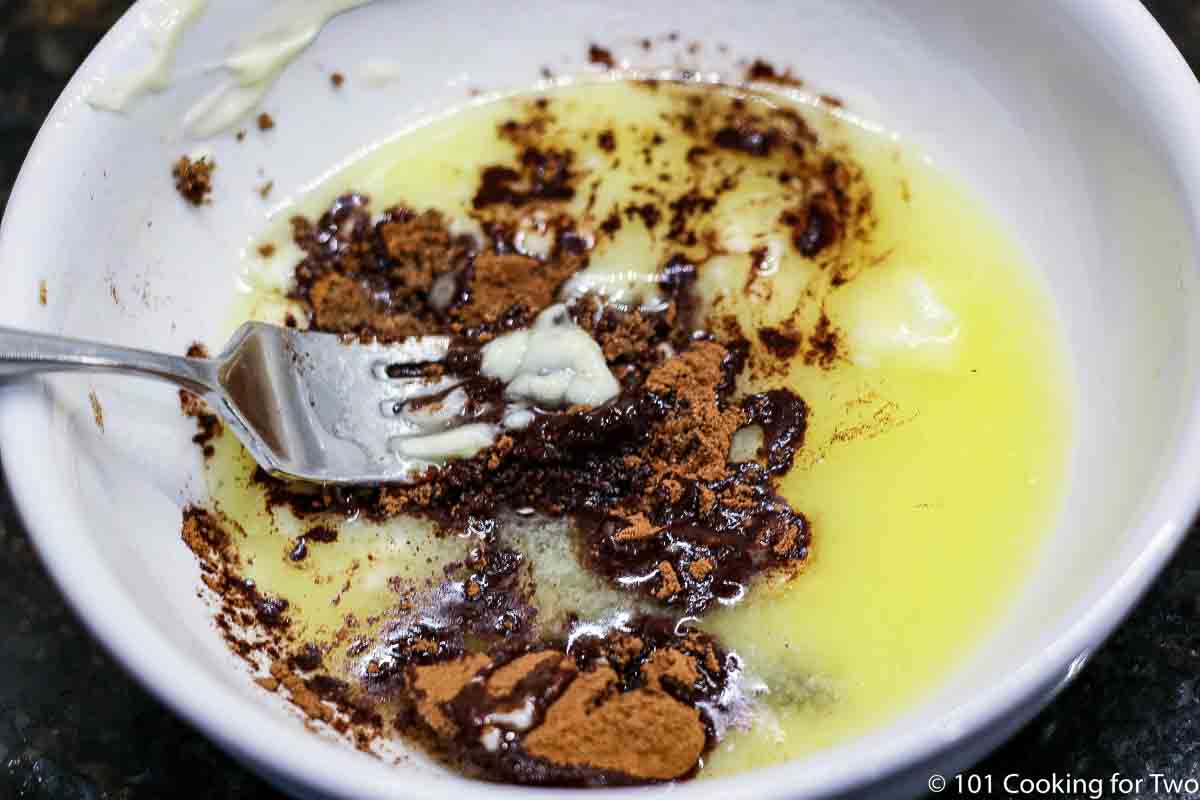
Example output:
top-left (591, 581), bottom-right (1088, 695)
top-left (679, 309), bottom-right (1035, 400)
top-left (208, 79), bottom-right (1073, 775)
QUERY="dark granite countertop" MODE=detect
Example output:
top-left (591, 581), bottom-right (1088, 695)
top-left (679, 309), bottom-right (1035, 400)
top-left (3, 3), bottom-right (1200, 798)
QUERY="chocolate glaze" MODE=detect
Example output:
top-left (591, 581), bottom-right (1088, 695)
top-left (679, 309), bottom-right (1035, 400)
top-left (742, 389), bottom-right (808, 476)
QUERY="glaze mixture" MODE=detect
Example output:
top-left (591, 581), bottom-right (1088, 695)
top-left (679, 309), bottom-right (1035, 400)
top-left (183, 75), bottom-right (1073, 784)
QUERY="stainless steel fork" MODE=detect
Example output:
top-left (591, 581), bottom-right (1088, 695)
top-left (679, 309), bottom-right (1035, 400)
top-left (0, 322), bottom-right (474, 484)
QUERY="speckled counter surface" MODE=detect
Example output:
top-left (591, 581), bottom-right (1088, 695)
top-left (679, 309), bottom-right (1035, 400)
top-left (2, 3), bottom-right (1200, 798)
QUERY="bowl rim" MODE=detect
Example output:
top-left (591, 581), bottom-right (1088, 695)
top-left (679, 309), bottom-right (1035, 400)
top-left (3, 1), bottom-right (1200, 797)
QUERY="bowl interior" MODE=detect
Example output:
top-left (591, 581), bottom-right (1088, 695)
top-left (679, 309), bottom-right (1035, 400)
top-left (3, 1), bottom-right (1200, 798)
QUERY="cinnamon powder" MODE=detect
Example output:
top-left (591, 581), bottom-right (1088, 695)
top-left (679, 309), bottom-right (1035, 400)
top-left (412, 654), bottom-right (491, 737)
top-left (400, 632), bottom-right (721, 784)
top-left (522, 665), bottom-right (705, 781)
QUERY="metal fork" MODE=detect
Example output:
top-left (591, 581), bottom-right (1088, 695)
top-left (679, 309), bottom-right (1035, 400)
top-left (0, 322), bottom-right (477, 484)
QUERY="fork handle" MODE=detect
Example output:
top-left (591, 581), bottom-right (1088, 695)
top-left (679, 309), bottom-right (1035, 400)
top-left (0, 326), bottom-right (221, 396)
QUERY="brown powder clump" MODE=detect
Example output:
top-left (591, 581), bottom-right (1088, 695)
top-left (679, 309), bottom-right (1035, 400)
top-left (172, 155), bottom-right (213, 206)
top-left (472, 147), bottom-right (577, 210)
top-left (411, 653), bottom-right (491, 737)
top-left (743, 59), bottom-right (804, 88)
top-left (451, 252), bottom-right (570, 327)
top-left (641, 647), bottom-right (701, 690)
top-left (307, 273), bottom-right (424, 339)
top-left (270, 659), bottom-right (333, 723)
top-left (451, 248), bottom-right (580, 326)
top-left (404, 630), bottom-right (726, 784)
top-left (308, 273), bottom-right (372, 331)
top-left (254, 676), bottom-right (280, 692)
top-left (179, 389), bottom-right (222, 457)
top-left (379, 209), bottom-right (453, 291)
top-left (587, 44), bottom-right (616, 69)
top-left (773, 519), bottom-right (803, 555)
top-left (582, 304), bottom-right (661, 363)
top-left (605, 634), bottom-right (645, 664)
top-left (181, 507), bottom-right (230, 562)
top-left (643, 339), bottom-right (744, 483)
top-left (613, 512), bottom-right (659, 542)
top-left (522, 665), bottom-right (706, 781)
top-left (653, 560), bottom-right (681, 600)
top-left (487, 650), bottom-right (569, 697)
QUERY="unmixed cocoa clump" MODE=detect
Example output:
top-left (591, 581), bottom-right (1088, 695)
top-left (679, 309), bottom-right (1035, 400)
top-left (743, 58), bottom-right (804, 88)
top-left (172, 155), bottom-right (213, 206)
top-left (288, 197), bottom-right (463, 340)
top-left (395, 620), bottom-right (730, 786)
top-left (453, 252), bottom-right (576, 328)
top-left (379, 208), bottom-right (454, 290)
top-left (641, 339), bottom-right (743, 482)
top-left (179, 389), bottom-right (222, 457)
top-left (587, 44), bottom-right (616, 69)
top-left (177, 343), bottom-right (222, 455)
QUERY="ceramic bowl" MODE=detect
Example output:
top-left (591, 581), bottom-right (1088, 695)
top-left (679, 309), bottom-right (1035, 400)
top-left (3, 1), bottom-right (1200, 797)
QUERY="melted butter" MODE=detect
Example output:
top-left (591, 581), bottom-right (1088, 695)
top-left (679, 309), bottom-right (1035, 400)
top-left (700, 129), bottom-right (1072, 774)
top-left (208, 79), bottom-right (1073, 774)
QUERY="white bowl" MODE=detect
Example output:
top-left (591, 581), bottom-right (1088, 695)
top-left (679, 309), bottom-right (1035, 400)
top-left (3, 1), bottom-right (1200, 797)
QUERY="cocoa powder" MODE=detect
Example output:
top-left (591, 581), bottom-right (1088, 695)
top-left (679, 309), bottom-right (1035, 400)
top-left (412, 654), bottom-right (491, 737)
top-left (522, 666), bottom-right (705, 781)
top-left (172, 155), bottom-right (213, 206)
